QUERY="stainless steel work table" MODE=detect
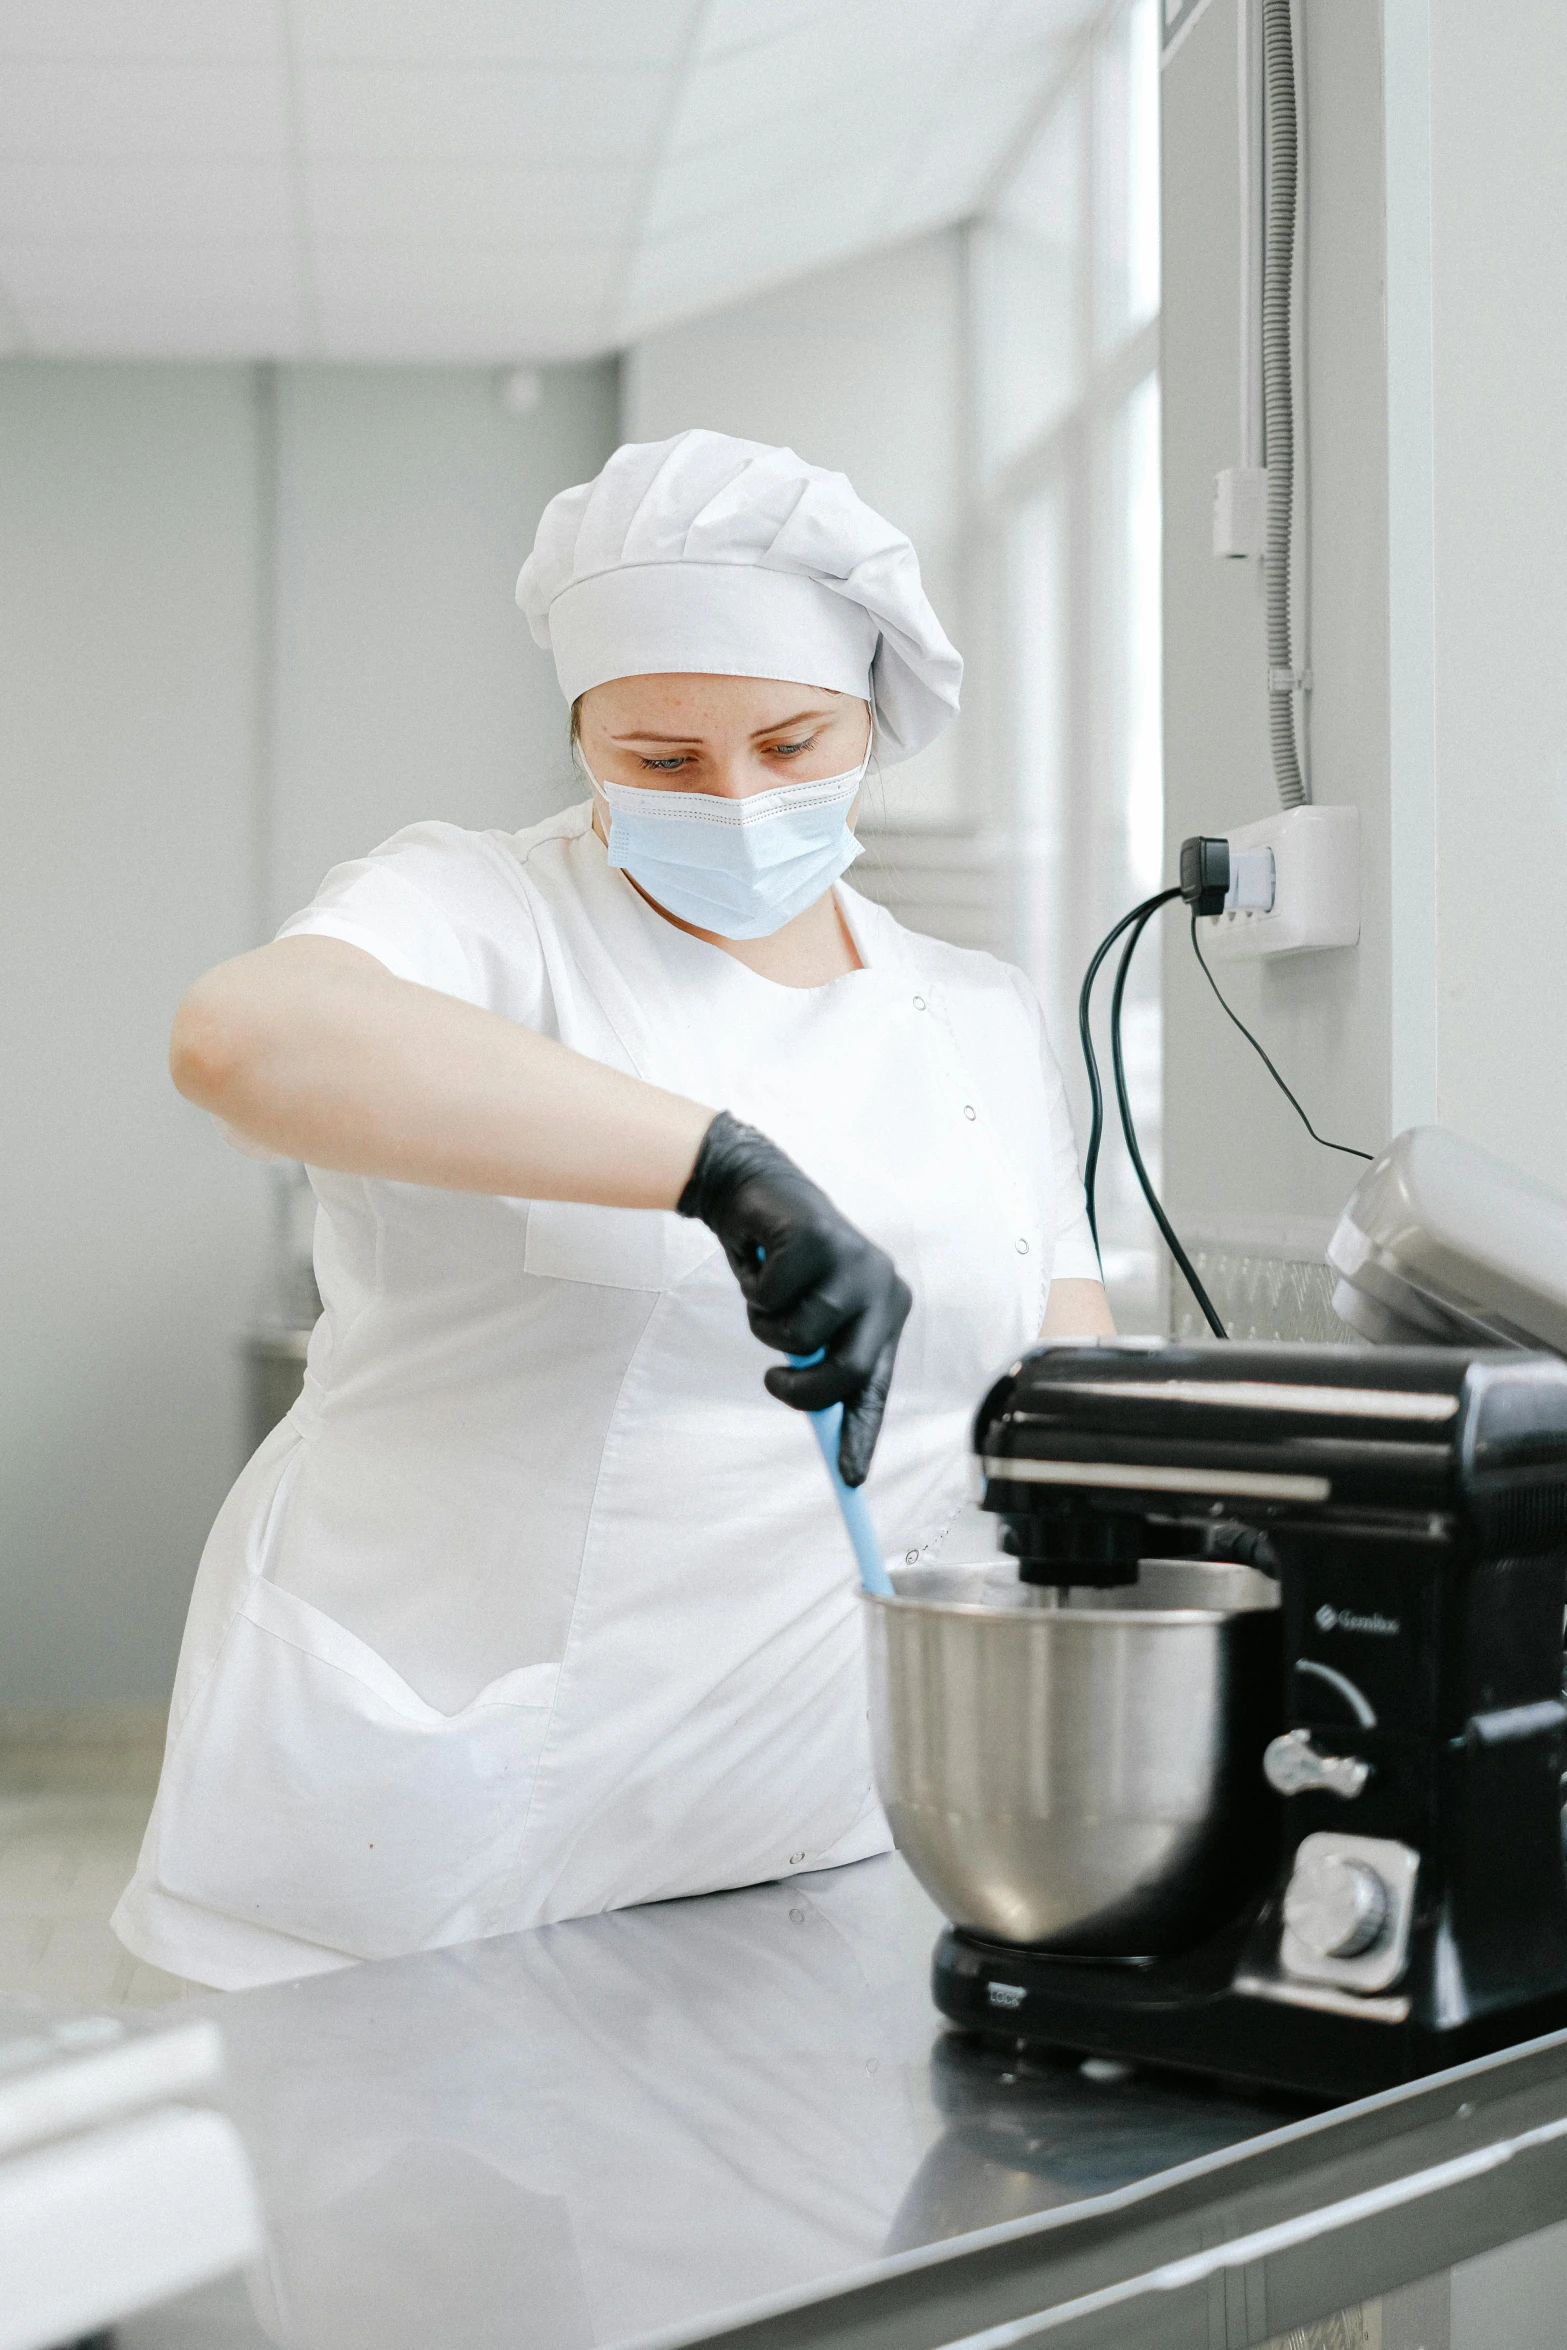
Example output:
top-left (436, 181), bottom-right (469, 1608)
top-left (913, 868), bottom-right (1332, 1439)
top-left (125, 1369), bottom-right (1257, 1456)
top-left (124, 1854), bottom-right (1567, 2349)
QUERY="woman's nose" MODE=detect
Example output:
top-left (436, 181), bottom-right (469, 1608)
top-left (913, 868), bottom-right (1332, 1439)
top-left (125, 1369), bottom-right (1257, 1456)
top-left (705, 753), bottom-right (766, 799)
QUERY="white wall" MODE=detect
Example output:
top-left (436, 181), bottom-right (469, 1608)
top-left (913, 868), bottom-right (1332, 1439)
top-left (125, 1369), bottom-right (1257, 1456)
top-left (1160, 0), bottom-right (1567, 1281)
top-left (1, 362), bottom-right (267, 1709)
top-left (1159, 0), bottom-right (1393, 1246)
top-left (268, 364), bottom-right (617, 930)
top-left (1, 356), bottom-right (616, 1709)
top-left (1420, 0), bottom-right (1567, 1187)
top-left (625, 232), bottom-right (1006, 952)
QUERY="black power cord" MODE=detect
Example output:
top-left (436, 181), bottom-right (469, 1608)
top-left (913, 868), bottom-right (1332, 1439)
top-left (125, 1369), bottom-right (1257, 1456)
top-left (1078, 833), bottom-right (1375, 1342)
top-left (1111, 902), bottom-right (1229, 1340)
top-left (1077, 887), bottom-right (1177, 1259)
top-left (1078, 885), bottom-right (1228, 1339)
top-left (1187, 914), bottom-right (1373, 1165)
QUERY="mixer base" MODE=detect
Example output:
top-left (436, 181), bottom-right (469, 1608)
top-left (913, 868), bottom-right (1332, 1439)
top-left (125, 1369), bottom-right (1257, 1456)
top-left (934, 1925), bottom-right (1567, 2103)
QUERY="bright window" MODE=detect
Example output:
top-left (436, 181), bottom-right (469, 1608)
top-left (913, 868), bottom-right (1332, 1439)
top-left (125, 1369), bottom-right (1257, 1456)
top-left (975, 0), bottom-right (1163, 1331)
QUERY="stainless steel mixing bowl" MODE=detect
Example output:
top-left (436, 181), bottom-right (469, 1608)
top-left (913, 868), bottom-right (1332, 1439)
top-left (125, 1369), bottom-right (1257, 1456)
top-left (863, 1558), bottom-right (1282, 1954)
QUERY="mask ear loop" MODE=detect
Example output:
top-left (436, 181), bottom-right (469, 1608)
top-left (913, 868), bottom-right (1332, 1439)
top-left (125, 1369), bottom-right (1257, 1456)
top-left (573, 736), bottom-right (603, 793)
top-left (574, 738), bottom-right (616, 856)
top-left (857, 669), bottom-right (884, 827)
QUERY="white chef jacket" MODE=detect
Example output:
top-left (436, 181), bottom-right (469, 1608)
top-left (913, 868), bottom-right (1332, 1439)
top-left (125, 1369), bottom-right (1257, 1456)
top-left (114, 803), bottom-right (1097, 1990)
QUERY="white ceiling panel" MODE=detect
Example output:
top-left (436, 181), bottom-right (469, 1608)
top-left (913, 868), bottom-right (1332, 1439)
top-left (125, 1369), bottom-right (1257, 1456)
top-left (312, 240), bottom-right (615, 313)
top-left (1, 236), bottom-right (296, 311)
top-left (298, 64), bottom-right (663, 166)
top-left (696, 0), bottom-right (853, 64)
top-left (21, 298), bottom-right (303, 359)
top-left (623, 205), bottom-right (894, 340)
top-left (0, 0), bottom-right (1105, 366)
top-left (0, 159), bottom-right (291, 241)
top-left (718, 0), bottom-right (959, 81)
top-left (319, 302), bottom-right (608, 365)
top-left (0, 0), bottom-right (279, 60)
top-left (645, 133), bottom-right (896, 246)
top-left (297, 0), bottom-right (702, 70)
top-left (306, 160), bottom-right (639, 244)
top-left (0, 61), bottom-right (289, 160)
top-left (893, 57), bottom-right (1078, 218)
top-left (663, 20), bottom-right (952, 159)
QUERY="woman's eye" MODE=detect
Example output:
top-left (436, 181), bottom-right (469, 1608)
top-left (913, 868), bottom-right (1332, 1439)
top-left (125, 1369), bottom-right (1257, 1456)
top-left (767, 738), bottom-right (815, 757)
top-left (638, 756), bottom-right (688, 772)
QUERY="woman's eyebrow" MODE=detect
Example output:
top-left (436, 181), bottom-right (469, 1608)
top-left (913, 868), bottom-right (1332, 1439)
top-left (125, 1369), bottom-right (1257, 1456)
top-left (749, 708), bottom-right (834, 736)
top-left (608, 730), bottom-right (703, 744)
top-left (609, 707), bottom-right (834, 746)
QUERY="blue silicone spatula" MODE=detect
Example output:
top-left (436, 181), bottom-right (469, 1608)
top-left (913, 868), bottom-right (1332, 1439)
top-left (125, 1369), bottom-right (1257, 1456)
top-left (754, 1246), bottom-right (894, 1597)
top-left (788, 1348), bottom-right (895, 1599)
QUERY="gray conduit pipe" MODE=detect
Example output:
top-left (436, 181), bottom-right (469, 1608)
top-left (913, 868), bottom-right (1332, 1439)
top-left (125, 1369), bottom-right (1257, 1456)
top-left (1263, 0), bottom-right (1307, 807)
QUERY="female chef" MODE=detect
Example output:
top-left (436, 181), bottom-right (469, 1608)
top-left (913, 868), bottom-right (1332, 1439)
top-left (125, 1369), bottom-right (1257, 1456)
top-left (113, 430), bottom-right (1112, 1989)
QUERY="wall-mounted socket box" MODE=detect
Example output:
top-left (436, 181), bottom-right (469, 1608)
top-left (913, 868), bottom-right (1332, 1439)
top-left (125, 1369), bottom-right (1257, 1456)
top-left (1201, 805), bottom-right (1360, 959)
top-left (1213, 465), bottom-right (1267, 558)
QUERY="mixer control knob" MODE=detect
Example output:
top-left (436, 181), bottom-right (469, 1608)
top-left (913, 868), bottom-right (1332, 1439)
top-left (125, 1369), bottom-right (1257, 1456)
top-left (1283, 1849), bottom-right (1389, 1960)
top-left (1264, 1729), bottom-right (1371, 1801)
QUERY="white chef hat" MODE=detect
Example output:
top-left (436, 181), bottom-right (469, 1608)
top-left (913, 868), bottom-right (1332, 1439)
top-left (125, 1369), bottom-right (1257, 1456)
top-left (515, 429), bottom-right (962, 764)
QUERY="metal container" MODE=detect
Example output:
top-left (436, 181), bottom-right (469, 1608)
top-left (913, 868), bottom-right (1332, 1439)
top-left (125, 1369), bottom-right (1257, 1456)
top-left (863, 1559), bottom-right (1282, 1955)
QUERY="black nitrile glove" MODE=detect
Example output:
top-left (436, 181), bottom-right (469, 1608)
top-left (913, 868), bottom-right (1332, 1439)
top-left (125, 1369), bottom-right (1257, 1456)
top-left (677, 1111), bottom-right (912, 1487)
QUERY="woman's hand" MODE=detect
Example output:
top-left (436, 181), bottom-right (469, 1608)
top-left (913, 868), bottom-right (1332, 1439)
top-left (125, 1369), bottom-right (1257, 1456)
top-left (677, 1112), bottom-right (912, 1486)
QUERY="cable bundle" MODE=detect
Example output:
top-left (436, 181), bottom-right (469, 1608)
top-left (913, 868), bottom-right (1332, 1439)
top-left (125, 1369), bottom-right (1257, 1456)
top-left (1078, 895), bottom-right (1371, 1339)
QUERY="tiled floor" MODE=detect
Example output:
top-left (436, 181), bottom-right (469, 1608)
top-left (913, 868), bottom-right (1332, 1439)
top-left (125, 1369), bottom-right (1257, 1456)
top-left (0, 1728), bottom-right (193, 2009)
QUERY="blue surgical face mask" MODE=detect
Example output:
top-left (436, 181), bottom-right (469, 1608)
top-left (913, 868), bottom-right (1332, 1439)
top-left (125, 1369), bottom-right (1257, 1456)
top-left (580, 742), bottom-right (870, 940)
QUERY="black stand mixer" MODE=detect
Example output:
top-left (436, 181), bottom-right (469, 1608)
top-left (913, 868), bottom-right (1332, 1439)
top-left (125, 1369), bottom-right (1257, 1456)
top-left (905, 1342), bottom-right (1567, 2102)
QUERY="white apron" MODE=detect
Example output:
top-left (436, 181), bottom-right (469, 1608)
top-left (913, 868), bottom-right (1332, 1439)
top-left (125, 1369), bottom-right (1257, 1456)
top-left (114, 807), bottom-right (1093, 1987)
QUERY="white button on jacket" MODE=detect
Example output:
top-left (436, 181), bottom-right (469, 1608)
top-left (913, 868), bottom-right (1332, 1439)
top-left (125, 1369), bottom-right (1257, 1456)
top-left (114, 804), bottom-right (1097, 1989)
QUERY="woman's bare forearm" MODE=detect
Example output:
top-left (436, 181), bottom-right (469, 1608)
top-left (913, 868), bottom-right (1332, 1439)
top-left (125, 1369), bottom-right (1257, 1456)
top-left (170, 937), bottom-right (713, 1208)
top-left (1040, 1278), bottom-right (1117, 1339)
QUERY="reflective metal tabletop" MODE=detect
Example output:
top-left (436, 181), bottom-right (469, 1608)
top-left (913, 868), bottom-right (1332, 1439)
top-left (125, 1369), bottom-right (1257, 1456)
top-left (117, 1854), bottom-right (1567, 2350)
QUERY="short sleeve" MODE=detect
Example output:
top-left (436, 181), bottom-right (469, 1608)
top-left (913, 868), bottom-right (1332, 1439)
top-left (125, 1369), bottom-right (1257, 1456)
top-left (1004, 969), bottom-right (1101, 1284)
top-left (275, 822), bottom-right (546, 1020)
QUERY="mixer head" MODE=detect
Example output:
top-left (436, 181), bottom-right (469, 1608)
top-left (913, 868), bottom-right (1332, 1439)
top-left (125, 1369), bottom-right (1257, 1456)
top-left (973, 1339), bottom-right (1567, 1591)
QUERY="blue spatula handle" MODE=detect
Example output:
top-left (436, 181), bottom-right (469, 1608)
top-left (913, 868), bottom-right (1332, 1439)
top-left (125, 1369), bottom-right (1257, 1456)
top-left (753, 1246), bottom-right (894, 1597)
top-left (788, 1350), bottom-right (895, 1600)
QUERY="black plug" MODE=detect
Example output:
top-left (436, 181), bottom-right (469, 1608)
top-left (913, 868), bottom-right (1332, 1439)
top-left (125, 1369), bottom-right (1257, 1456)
top-left (1179, 834), bottom-right (1230, 916)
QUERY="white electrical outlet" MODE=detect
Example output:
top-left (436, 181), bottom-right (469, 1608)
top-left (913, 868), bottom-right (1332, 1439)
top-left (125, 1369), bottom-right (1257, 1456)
top-left (1213, 465), bottom-right (1267, 558)
top-left (1201, 805), bottom-right (1360, 959)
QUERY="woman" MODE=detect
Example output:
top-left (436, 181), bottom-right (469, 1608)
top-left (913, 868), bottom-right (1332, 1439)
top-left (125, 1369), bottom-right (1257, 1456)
top-left (114, 430), bottom-right (1112, 1989)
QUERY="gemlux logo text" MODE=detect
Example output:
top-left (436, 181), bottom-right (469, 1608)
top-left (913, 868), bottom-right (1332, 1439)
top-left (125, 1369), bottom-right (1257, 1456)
top-left (1315, 1604), bottom-right (1401, 1636)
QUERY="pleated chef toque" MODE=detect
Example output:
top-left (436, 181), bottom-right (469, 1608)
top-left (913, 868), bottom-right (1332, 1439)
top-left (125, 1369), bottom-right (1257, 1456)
top-left (516, 429), bottom-right (962, 765)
